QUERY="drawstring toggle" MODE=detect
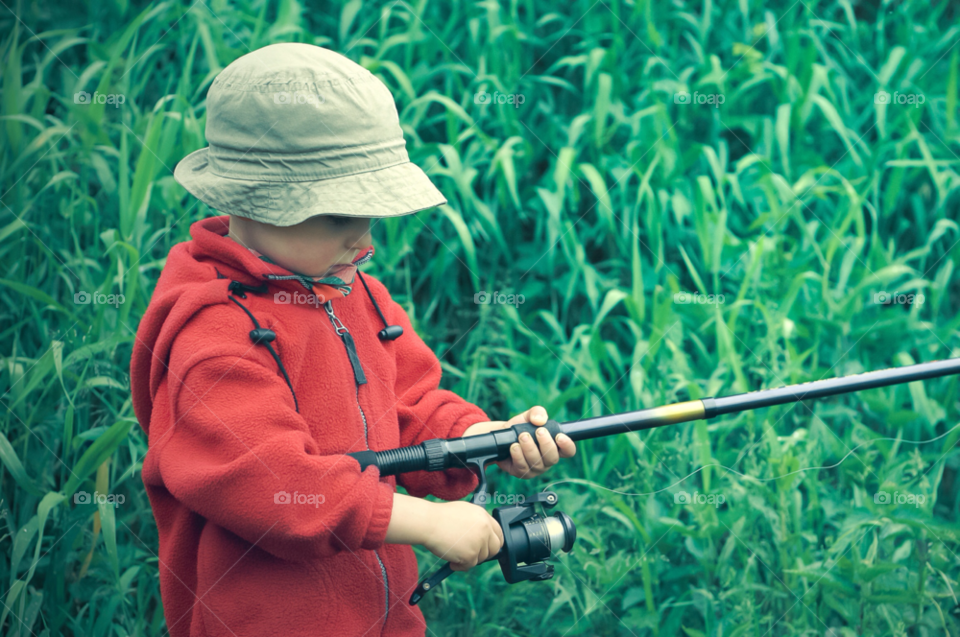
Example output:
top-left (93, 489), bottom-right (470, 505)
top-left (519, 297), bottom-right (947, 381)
top-left (250, 328), bottom-right (276, 344)
top-left (229, 280), bottom-right (269, 299)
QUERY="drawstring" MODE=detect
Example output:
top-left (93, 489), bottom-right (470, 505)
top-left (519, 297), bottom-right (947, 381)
top-left (357, 272), bottom-right (403, 341)
top-left (222, 268), bottom-right (402, 414)
top-left (227, 287), bottom-right (300, 413)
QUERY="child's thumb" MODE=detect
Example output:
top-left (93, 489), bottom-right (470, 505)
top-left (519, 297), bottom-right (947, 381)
top-left (506, 405), bottom-right (548, 426)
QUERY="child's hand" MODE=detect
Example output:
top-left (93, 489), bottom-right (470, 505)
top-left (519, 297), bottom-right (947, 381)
top-left (462, 406), bottom-right (577, 479)
top-left (424, 501), bottom-right (504, 572)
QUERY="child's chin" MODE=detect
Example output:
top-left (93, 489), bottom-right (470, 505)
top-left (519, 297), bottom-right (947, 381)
top-left (321, 263), bottom-right (356, 278)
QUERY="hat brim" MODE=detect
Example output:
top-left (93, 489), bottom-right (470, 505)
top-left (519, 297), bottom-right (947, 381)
top-left (173, 148), bottom-right (448, 226)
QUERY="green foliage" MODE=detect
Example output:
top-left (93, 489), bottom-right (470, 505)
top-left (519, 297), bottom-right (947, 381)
top-left (1, 0), bottom-right (959, 635)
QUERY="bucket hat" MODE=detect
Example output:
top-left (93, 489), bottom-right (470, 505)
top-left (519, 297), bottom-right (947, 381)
top-left (173, 42), bottom-right (447, 226)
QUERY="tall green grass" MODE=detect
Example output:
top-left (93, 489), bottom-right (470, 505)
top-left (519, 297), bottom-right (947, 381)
top-left (1, 0), bottom-right (958, 635)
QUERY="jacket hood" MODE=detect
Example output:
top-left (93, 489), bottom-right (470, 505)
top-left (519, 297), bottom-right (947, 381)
top-left (130, 215), bottom-right (322, 432)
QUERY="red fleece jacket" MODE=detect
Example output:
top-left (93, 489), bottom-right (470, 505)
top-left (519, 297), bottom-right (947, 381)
top-left (130, 216), bottom-right (487, 637)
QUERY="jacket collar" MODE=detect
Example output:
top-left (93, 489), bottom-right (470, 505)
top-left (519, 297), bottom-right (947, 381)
top-left (190, 215), bottom-right (301, 286)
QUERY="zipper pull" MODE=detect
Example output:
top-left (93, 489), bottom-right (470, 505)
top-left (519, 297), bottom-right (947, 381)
top-left (324, 302), bottom-right (367, 386)
top-left (340, 330), bottom-right (367, 386)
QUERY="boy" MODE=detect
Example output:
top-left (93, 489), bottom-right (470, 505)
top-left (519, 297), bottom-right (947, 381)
top-left (130, 43), bottom-right (576, 637)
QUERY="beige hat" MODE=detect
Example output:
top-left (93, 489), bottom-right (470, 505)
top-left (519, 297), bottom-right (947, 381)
top-left (173, 42), bottom-right (446, 226)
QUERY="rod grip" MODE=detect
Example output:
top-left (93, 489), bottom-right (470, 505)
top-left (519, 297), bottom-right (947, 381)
top-left (511, 419), bottom-right (564, 446)
top-left (347, 450), bottom-right (378, 472)
top-left (346, 444), bottom-right (430, 476)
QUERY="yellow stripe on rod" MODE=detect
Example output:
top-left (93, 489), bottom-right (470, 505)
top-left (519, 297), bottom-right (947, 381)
top-left (647, 400), bottom-right (706, 425)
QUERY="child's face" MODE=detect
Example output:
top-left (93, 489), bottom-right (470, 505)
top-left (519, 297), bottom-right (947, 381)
top-left (229, 214), bottom-right (373, 278)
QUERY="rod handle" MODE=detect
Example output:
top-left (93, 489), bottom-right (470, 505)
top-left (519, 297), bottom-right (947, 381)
top-left (509, 419), bottom-right (564, 449)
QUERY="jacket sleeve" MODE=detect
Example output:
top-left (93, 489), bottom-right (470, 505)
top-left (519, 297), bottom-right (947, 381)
top-left (156, 309), bottom-right (395, 563)
top-left (384, 293), bottom-right (490, 501)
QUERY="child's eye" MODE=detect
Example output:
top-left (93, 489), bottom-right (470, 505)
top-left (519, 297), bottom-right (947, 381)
top-left (327, 216), bottom-right (350, 226)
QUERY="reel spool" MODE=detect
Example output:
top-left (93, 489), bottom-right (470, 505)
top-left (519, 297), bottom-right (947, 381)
top-left (494, 491), bottom-right (576, 583)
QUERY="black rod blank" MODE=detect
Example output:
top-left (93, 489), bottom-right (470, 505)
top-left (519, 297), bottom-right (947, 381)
top-left (560, 357), bottom-right (960, 442)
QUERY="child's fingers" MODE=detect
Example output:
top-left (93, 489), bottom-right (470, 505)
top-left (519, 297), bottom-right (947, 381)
top-left (518, 431), bottom-right (546, 474)
top-left (556, 433), bottom-right (577, 458)
top-left (504, 410), bottom-right (529, 426)
top-left (506, 405), bottom-right (548, 427)
top-left (488, 521), bottom-right (504, 556)
top-left (492, 517), bottom-right (504, 547)
top-left (535, 426), bottom-right (560, 466)
top-left (529, 405), bottom-right (548, 425)
top-left (508, 442), bottom-right (531, 475)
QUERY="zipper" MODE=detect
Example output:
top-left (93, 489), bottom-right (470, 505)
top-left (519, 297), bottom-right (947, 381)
top-left (324, 301), bottom-right (367, 386)
top-left (374, 551), bottom-right (389, 621)
top-left (324, 300), bottom-right (389, 628)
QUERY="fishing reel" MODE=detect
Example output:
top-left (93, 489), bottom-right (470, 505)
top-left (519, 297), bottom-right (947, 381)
top-left (347, 420), bottom-right (578, 605)
top-left (494, 491), bottom-right (577, 583)
top-left (409, 490), bottom-right (576, 604)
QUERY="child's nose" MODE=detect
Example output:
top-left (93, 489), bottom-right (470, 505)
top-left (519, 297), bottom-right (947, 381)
top-left (347, 225), bottom-right (373, 251)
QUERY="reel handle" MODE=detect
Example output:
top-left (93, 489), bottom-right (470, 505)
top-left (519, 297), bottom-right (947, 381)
top-left (409, 553), bottom-right (501, 605)
top-left (409, 563), bottom-right (453, 605)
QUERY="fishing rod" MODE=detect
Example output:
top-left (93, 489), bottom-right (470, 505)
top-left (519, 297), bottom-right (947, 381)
top-left (347, 357), bottom-right (960, 605)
